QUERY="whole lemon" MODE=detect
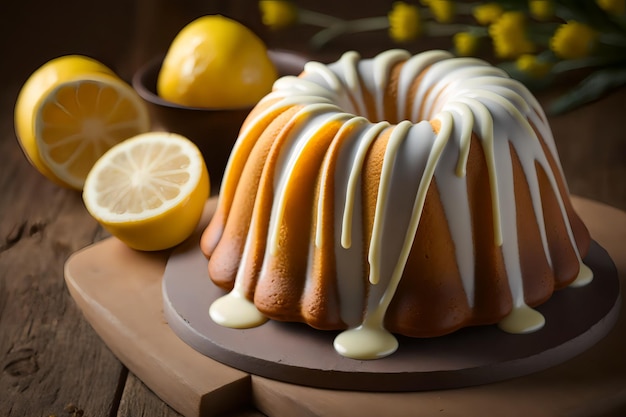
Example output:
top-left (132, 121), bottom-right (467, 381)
top-left (157, 15), bottom-right (278, 108)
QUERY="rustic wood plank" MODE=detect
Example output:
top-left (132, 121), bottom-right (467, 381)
top-left (64, 220), bottom-right (256, 417)
top-left (116, 373), bottom-right (268, 417)
top-left (62, 196), bottom-right (626, 417)
top-left (0, 95), bottom-right (124, 416)
top-left (116, 373), bottom-right (267, 417)
top-left (118, 373), bottom-right (183, 417)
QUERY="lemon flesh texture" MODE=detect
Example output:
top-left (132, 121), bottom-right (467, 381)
top-left (83, 132), bottom-right (210, 251)
top-left (157, 15), bottom-right (278, 108)
top-left (14, 55), bottom-right (150, 189)
top-left (15, 55), bottom-right (114, 187)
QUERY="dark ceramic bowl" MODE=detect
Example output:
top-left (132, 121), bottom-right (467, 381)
top-left (132, 50), bottom-right (308, 191)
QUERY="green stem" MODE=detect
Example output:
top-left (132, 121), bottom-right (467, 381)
top-left (298, 9), bottom-right (344, 27)
top-left (599, 32), bottom-right (626, 48)
top-left (552, 55), bottom-right (624, 74)
top-left (347, 16), bottom-right (390, 32)
top-left (455, 2), bottom-right (479, 15)
top-left (467, 25), bottom-right (489, 37)
top-left (526, 22), bottom-right (561, 46)
top-left (310, 16), bottom-right (389, 49)
top-left (425, 22), bottom-right (473, 37)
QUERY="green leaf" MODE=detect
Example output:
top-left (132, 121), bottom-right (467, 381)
top-left (549, 66), bottom-right (626, 114)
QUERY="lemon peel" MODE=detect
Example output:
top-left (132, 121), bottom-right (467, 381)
top-left (157, 15), bottom-right (278, 108)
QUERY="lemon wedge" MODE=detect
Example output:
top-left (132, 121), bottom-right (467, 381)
top-left (15, 55), bottom-right (150, 189)
top-left (82, 132), bottom-right (210, 251)
top-left (157, 15), bottom-right (278, 108)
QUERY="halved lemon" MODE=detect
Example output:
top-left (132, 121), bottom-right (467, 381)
top-left (82, 132), bottom-right (210, 251)
top-left (14, 55), bottom-right (150, 189)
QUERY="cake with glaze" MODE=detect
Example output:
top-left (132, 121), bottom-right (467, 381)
top-left (200, 49), bottom-right (592, 359)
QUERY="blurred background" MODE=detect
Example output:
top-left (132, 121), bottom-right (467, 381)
top-left (2, 0), bottom-right (625, 209)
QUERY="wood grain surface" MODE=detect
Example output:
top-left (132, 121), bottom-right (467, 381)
top-left (62, 197), bottom-right (626, 417)
top-left (1, 1), bottom-right (625, 416)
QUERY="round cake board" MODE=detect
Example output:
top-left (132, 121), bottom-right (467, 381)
top-left (162, 236), bottom-right (620, 392)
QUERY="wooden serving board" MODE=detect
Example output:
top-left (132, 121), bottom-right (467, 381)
top-left (64, 197), bottom-right (626, 417)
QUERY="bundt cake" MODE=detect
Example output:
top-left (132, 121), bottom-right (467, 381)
top-left (200, 49), bottom-right (593, 360)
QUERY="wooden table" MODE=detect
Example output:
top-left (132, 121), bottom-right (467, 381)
top-left (1, 2), bottom-right (626, 416)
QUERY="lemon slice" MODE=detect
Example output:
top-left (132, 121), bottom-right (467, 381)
top-left (15, 55), bottom-right (150, 189)
top-left (82, 132), bottom-right (210, 251)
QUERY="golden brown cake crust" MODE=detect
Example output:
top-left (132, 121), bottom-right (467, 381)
top-left (202, 50), bottom-right (592, 344)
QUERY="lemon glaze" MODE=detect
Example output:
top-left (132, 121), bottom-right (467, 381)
top-left (207, 50), bottom-right (592, 360)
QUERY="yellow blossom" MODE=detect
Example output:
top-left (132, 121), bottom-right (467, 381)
top-left (489, 12), bottom-right (535, 59)
top-left (529, 0), bottom-right (555, 21)
top-left (550, 21), bottom-right (597, 59)
top-left (388, 2), bottom-right (422, 42)
top-left (259, 0), bottom-right (298, 30)
top-left (473, 3), bottom-right (504, 25)
top-left (516, 54), bottom-right (553, 78)
top-left (453, 32), bottom-right (480, 56)
top-left (596, 0), bottom-right (625, 15)
top-left (428, 0), bottom-right (455, 23)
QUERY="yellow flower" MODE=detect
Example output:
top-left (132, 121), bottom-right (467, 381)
top-left (428, 0), bottom-right (456, 23)
top-left (529, 0), bottom-right (555, 21)
top-left (596, 0), bottom-right (625, 15)
top-left (453, 32), bottom-right (480, 56)
top-left (550, 21), bottom-right (597, 59)
top-left (489, 12), bottom-right (535, 59)
top-left (388, 2), bottom-right (422, 42)
top-left (473, 3), bottom-right (504, 25)
top-left (516, 54), bottom-right (553, 78)
top-left (259, 0), bottom-right (298, 30)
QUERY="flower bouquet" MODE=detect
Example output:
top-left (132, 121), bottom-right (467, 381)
top-left (259, 0), bottom-right (626, 114)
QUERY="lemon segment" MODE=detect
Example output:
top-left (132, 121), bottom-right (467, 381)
top-left (15, 55), bottom-right (150, 189)
top-left (157, 15), bottom-right (278, 108)
top-left (82, 132), bottom-right (210, 251)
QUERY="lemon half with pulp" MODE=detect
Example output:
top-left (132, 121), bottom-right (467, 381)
top-left (82, 132), bottom-right (210, 251)
top-left (15, 55), bottom-right (150, 189)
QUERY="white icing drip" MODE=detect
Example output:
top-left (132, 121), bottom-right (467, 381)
top-left (336, 51), bottom-right (367, 117)
top-left (340, 121), bottom-right (390, 249)
top-left (342, 117), bottom-right (450, 357)
top-left (369, 121), bottom-right (413, 286)
top-left (329, 117), bottom-right (372, 326)
top-left (209, 291), bottom-right (267, 328)
top-left (396, 50), bottom-right (455, 122)
top-left (571, 263), bottom-right (593, 287)
top-left (441, 102), bottom-right (473, 177)
top-left (498, 304), bottom-right (545, 334)
top-left (209, 50), bottom-right (592, 359)
top-left (303, 61), bottom-right (356, 114)
top-left (411, 57), bottom-right (491, 121)
top-left (434, 108), bottom-right (476, 305)
top-left (490, 105), bottom-right (526, 311)
top-left (313, 116), bottom-right (363, 248)
top-left (210, 194), bottom-right (270, 328)
top-left (305, 61), bottom-right (343, 91)
top-left (372, 50), bottom-right (410, 121)
top-left (268, 105), bottom-right (348, 255)
top-left (454, 96), bottom-right (503, 246)
top-left (421, 65), bottom-right (502, 118)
